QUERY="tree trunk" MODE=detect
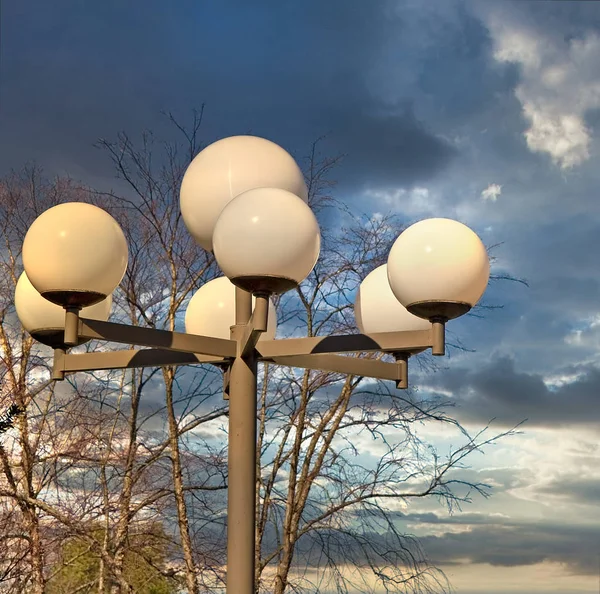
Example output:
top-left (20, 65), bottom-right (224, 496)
top-left (27, 506), bottom-right (45, 594)
top-left (17, 408), bottom-right (46, 594)
top-left (164, 367), bottom-right (199, 594)
top-left (273, 545), bottom-right (294, 594)
top-left (109, 371), bottom-right (141, 594)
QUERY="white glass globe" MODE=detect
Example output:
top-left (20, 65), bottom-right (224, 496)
top-left (387, 218), bottom-right (490, 320)
top-left (355, 265), bottom-right (431, 334)
top-left (185, 276), bottom-right (277, 340)
top-left (15, 271), bottom-right (112, 347)
top-left (22, 202), bottom-right (128, 307)
top-left (212, 187), bottom-right (320, 294)
top-left (180, 135), bottom-right (308, 252)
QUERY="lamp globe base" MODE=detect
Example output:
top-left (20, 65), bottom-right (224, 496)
top-left (41, 290), bottom-right (107, 308)
top-left (29, 329), bottom-right (91, 350)
top-left (405, 300), bottom-right (472, 321)
top-left (229, 275), bottom-right (298, 295)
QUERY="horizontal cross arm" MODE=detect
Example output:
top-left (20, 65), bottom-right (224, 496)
top-left (268, 353), bottom-right (408, 388)
top-left (78, 318), bottom-right (237, 358)
top-left (53, 349), bottom-right (227, 378)
top-left (256, 329), bottom-right (433, 359)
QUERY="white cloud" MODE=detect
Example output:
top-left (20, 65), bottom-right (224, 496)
top-left (480, 183), bottom-right (502, 202)
top-left (362, 181), bottom-right (496, 230)
top-left (363, 186), bottom-right (440, 217)
top-left (542, 370), bottom-right (586, 390)
top-left (411, 186), bottom-right (430, 200)
top-left (563, 314), bottom-right (600, 355)
top-left (486, 13), bottom-right (600, 169)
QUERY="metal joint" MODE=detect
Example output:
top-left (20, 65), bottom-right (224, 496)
top-left (393, 352), bottom-right (409, 389)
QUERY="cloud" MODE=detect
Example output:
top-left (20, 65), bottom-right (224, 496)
top-left (0, 0), bottom-right (456, 194)
top-left (267, 510), bottom-right (599, 577)
top-left (419, 354), bottom-right (600, 428)
top-left (421, 519), bottom-right (599, 575)
top-left (480, 183), bottom-right (502, 202)
top-left (538, 475), bottom-right (600, 505)
top-left (484, 10), bottom-right (600, 169)
top-left (363, 185), bottom-right (438, 216)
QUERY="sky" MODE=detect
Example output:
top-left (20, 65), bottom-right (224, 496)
top-left (2, 1), bottom-right (600, 593)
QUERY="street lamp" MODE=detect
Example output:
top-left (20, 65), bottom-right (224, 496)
top-left (16, 135), bottom-right (490, 594)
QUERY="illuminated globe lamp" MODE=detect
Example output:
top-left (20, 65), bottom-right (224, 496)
top-left (21, 202), bottom-right (128, 345)
top-left (15, 272), bottom-right (112, 349)
top-left (387, 217), bottom-right (490, 354)
top-left (180, 135), bottom-right (308, 252)
top-left (22, 202), bottom-right (128, 307)
top-left (212, 187), bottom-right (321, 296)
top-left (355, 264), bottom-right (431, 335)
top-left (355, 264), bottom-right (431, 383)
top-left (185, 276), bottom-right (277, 341)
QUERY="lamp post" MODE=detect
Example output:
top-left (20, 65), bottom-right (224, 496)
top-left (16, 135), bottom-right (490, 594)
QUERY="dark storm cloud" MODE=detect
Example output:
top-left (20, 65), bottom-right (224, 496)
top-left (271, 511), bottom-right (598, 576)
top-left (538, 476), bottom-right (600, 505)
top-left (320, 103), bottom-right (456, 191)
top-left (421, 519), bottom-right (599, 575)
top-left (513, 215), bottom-right (600, 290)
top-left (420, 354), bottom-right (600, 428)
top-left (400, 511), bottom-right (516, 526)
top-left (400, 1), bottom-right (519, 126)
top-left (0, 0), bottom-right (458, 193)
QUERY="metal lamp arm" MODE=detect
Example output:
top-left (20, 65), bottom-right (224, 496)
top-left (77, 317), bottom-right (237, 357)
top-left (75, 319), bottom-right (443, 359)
top-left (255, 323), bottom-right (444, 359)
top-left (52, 348), bottom-right (227, 381)
top-left (52, 303), bottom-right (445, 391)
top-left (266, 353), bottom-right (408, 389)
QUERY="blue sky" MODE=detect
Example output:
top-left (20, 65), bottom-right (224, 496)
top-left (2, 1), bottom-right (600, 592)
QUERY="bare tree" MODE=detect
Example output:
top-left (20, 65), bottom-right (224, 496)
top-left (93, 109), bottom-right (228, 593)
top-left (0, 168), bottom-right (85, 594)
top-left (0, 115), bottom-right (524, 594)
top-left (251, 142), bottom-right (523, 593)
top-left (0, 165), bottom-right (214, 594)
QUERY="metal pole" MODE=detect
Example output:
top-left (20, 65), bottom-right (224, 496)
top-left (52, 348), bottom-right (66, 381)
top-left (430, 317), bottom-right (446, 356)
top-left (251, 293), bottom-right (269, 332)
top-left (227, 287), bottom-right (258, 594)
top-left (236, 286), bottom-right (253, 325)
top-left (63, 306), bottom-right (81, 346)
